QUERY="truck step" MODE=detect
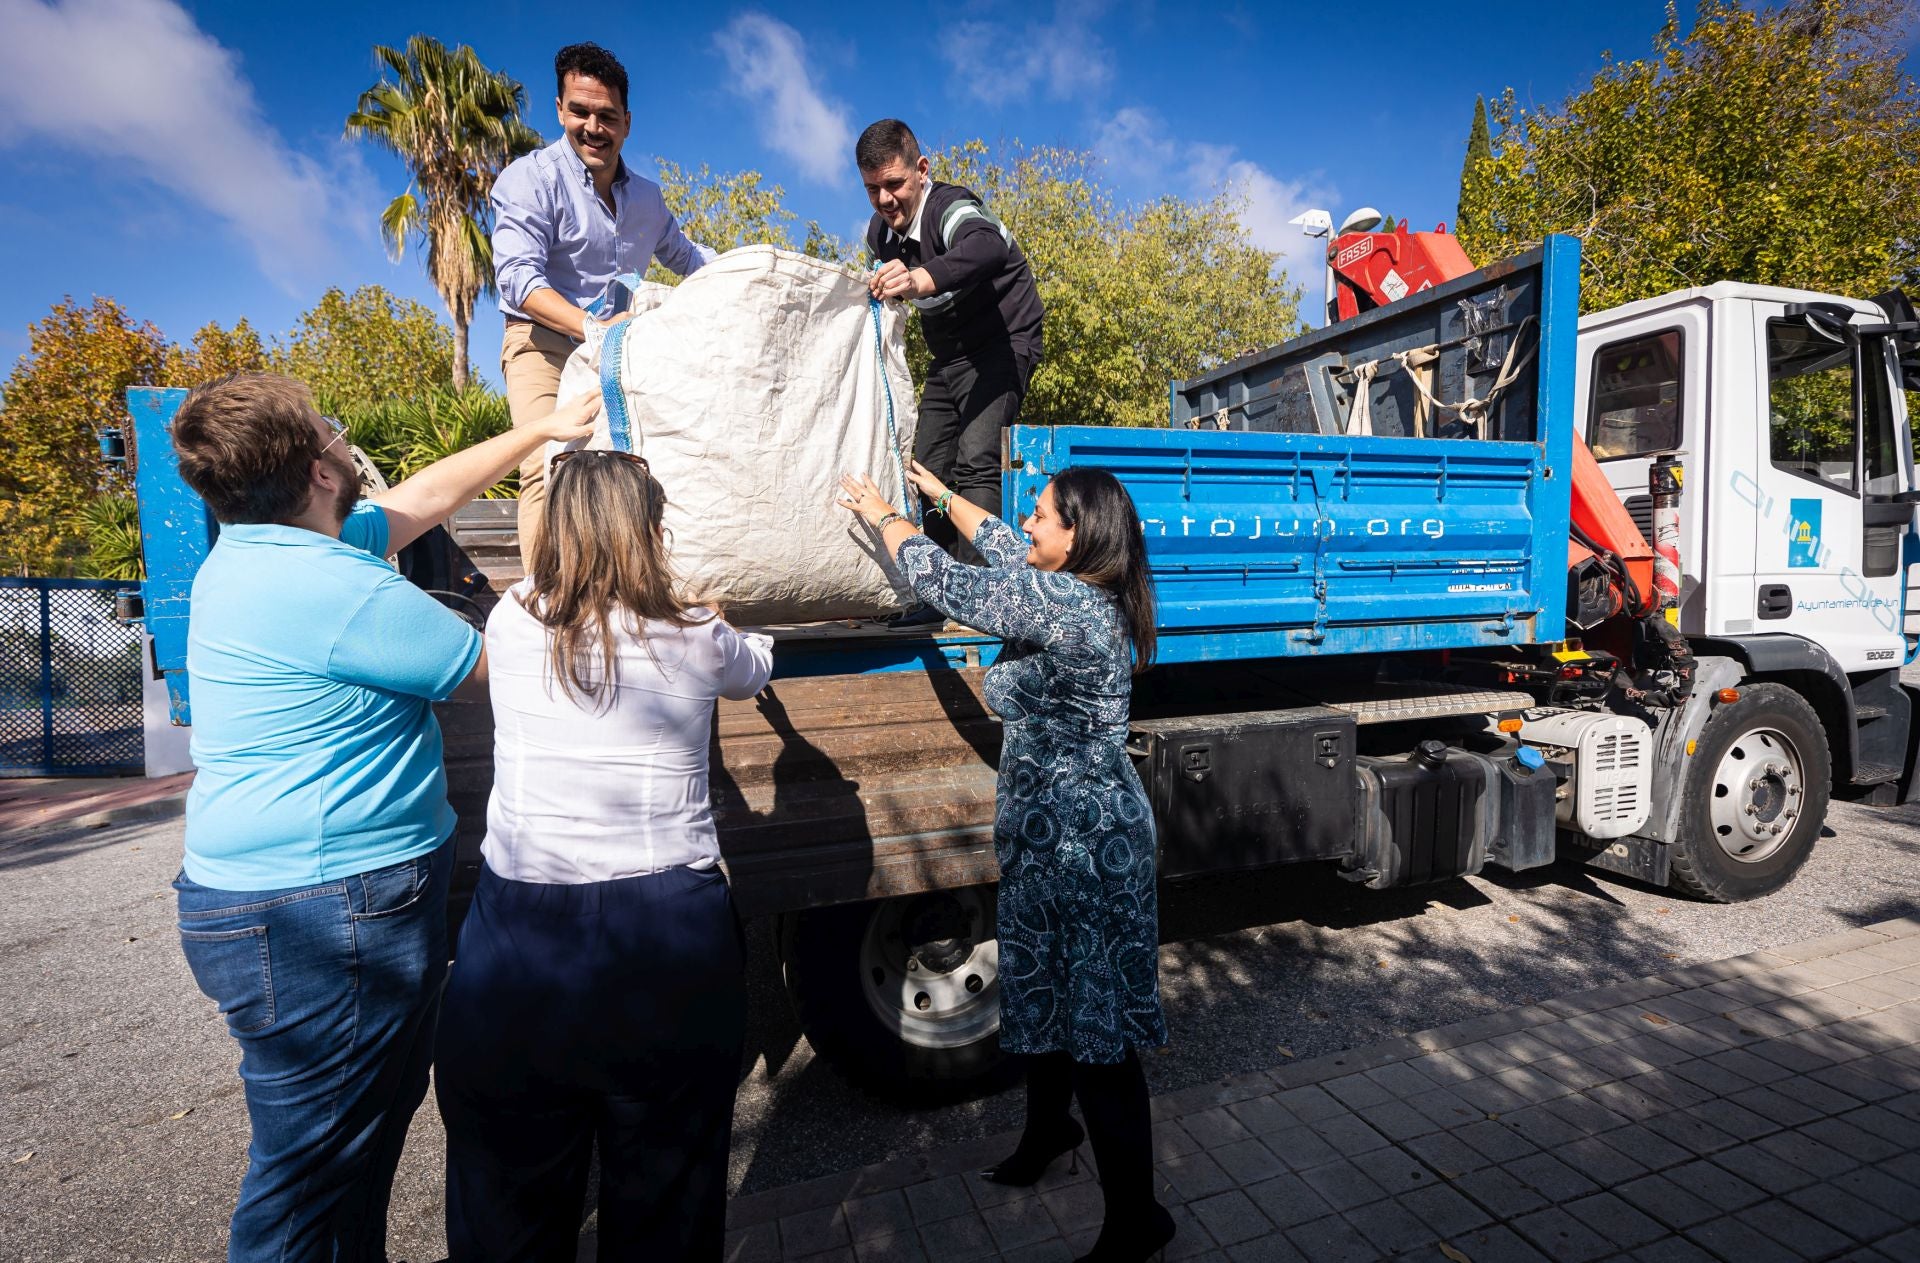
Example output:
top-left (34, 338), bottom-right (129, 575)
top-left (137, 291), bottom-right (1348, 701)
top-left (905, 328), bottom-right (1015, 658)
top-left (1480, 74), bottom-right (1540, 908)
top-left (1317, 682), bottom-right (1535, 725)
top-left (1852, 761), bottom-right (1902, 785)
top-left (1854, 705), bottom-right (1890, 720)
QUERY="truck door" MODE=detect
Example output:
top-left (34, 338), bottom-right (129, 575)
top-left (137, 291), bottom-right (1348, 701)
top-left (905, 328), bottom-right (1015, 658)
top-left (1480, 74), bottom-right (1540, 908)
top-left (1737, 302), bottom-right (1909, 671)
top-left (1581, 303), bottom-right (1709, 628)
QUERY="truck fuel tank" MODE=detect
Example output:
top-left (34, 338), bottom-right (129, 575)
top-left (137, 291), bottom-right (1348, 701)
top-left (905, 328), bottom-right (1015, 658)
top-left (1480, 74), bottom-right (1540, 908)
top-left (1346, 741), bottom-right (1559, 888)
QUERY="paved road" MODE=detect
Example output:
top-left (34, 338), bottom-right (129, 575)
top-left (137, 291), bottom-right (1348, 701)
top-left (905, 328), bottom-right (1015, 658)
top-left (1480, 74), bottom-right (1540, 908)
top-left (4, 799), bottom-right (1918, 1261)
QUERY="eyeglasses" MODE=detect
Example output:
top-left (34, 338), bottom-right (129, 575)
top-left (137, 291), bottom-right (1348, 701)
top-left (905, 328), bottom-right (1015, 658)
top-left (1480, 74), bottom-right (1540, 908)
top-left (318, 415), bottom-right (348, 459)
top-left (549, 448), bottom-right (650, 477)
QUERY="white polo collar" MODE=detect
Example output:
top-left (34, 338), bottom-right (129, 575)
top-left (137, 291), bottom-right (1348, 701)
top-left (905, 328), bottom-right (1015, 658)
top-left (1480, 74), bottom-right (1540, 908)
top-left (887, 177), bottom-right (933, 244)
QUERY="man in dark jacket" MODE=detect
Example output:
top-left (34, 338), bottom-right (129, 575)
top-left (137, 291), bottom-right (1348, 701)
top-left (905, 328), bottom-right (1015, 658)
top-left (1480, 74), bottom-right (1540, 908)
top-left (860, 119), bottom-right (1044, 620)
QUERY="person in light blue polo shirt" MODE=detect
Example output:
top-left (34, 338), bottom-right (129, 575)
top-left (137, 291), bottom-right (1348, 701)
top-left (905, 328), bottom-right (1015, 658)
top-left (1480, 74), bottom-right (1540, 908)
top-left (168, 371), bottom-right (596, 1263)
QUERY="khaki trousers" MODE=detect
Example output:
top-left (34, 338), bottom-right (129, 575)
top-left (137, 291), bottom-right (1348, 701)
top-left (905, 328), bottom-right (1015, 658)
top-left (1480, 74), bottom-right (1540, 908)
top-left (500, 320), bottom-right (578, 566)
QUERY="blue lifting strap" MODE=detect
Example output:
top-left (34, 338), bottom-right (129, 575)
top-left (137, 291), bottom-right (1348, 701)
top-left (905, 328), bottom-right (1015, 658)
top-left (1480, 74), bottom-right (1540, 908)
top-left (868, 297), bottom-right (918, 524)
top-left (600, 322), bottom-right (634, 452)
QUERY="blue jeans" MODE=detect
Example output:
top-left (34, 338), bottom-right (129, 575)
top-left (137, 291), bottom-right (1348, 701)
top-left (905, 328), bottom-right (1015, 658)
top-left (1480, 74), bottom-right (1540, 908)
top-left (175, 840), bottom-right (454, 1263)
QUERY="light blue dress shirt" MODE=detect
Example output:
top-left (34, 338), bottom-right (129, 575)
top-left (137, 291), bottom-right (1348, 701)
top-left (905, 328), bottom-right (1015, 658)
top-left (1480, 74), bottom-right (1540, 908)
top-left (182, 503), bottom-right (483, 890)
top-left (492, 137), bottom-right (715, 320)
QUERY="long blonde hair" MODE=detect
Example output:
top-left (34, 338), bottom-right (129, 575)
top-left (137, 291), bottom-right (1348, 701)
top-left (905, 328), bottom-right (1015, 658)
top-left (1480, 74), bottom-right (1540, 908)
top-left (524, 450), bottom-right (708, 705)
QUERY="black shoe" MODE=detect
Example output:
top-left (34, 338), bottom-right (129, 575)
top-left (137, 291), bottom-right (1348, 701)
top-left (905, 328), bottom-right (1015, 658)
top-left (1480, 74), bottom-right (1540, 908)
top-left (979, 1117), bottom-right (1085, 1187)
top-left (881, 604), bottom-right (948, 632)
top-left (1075, 1203), bottom-right (1175, 1262)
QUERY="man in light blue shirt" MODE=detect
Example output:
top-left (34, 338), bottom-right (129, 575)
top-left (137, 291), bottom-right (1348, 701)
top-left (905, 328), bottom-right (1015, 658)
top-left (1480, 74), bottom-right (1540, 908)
top-left (169, 371), bottom-right (596, 1261)
top-left (492, 40), bottom-right (714, 563)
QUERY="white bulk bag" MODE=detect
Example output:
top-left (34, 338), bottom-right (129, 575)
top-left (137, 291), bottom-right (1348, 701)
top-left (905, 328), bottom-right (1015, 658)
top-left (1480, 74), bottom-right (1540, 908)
top-left (551, 247), bottom-right (919, 624)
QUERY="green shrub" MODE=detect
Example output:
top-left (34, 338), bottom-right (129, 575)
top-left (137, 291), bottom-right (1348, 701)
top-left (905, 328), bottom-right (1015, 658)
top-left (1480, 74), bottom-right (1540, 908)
top-left (79, 493), bottom-right (143, 581)
top-left (339, 386), bottom-right (518, 496)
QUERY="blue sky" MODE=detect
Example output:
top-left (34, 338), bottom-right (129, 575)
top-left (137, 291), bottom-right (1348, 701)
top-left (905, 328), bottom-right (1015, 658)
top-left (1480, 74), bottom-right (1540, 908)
top-left (2, 0), bottom-right (1915, 391)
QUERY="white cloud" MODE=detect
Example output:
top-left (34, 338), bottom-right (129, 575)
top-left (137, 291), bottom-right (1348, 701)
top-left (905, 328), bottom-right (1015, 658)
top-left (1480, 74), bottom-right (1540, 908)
top-left (714, 13), bottom-right (853, 185)
top-left (1095, 107), bottom-right (1337, 307)
top-left (941, 1), bottom-right (1114, 106)
top-left (0, 0), bottom-right (357, 290)
top-left (1092, 107), bottom-right (1175, 182)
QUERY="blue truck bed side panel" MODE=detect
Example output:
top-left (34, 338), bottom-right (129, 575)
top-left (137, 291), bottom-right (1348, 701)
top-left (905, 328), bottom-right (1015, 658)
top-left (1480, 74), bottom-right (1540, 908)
top-left (1005, 235), bottom-right (1581, 666)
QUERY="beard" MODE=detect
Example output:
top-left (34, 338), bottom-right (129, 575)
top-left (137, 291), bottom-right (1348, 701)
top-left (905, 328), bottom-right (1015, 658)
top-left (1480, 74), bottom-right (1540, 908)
top-left (326, 450), bottom-right (363, 526)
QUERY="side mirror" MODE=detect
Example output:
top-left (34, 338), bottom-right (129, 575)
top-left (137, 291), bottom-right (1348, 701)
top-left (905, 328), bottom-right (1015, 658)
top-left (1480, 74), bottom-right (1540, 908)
top-left (1866, 289), bottom-right (1920, 392)
top-left (1784, 300), bottom-right (1859, 347)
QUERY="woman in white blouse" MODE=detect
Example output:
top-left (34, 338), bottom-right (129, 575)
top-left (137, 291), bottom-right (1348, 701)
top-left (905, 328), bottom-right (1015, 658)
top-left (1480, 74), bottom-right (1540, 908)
top-left (435, 448), bottom-right (773, 1262)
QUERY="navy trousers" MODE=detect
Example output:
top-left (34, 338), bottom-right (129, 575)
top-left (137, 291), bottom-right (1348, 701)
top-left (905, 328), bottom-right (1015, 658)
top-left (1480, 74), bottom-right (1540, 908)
top-left (435, 863), bottom-right (746, 1262)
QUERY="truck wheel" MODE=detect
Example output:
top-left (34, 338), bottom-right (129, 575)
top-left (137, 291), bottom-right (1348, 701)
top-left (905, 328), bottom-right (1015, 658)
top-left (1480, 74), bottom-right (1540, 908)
top-left (778, 887), bottom-right (1015, 1104)
top-left (1669, 683), bottom-right (1829, 902)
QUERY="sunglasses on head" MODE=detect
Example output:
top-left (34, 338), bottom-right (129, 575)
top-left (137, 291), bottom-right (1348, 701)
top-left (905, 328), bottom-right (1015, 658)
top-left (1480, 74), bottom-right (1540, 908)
top-left (318, 414), bottom-right (348, 458)
top-left (549, 448), bottom-right (650, 476)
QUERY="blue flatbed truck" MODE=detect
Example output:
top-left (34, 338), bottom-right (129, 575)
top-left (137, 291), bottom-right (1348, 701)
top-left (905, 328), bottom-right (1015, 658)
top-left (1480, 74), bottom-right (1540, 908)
top-left (119, 236), bottom-right (1920, 1099)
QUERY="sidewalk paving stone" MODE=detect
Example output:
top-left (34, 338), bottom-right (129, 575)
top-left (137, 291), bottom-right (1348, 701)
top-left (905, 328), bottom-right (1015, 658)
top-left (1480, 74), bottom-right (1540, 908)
top-left (1504, 1151), bottom-right (1602, 1203)
top-left (1364, 1148), bottom-right (1441, 1196)
top-left (1294, 1158), bottom-right (1386, 1212)
top-left (1306, 1112), bottom-right (1390, 1158)
top-left (1622, 1236), bottom-right (1716, 1262)
top-left (1187, 1190), bottom-right (1272, 1248)
top-left (1591, 1123), bottom-right (1693, 1172)
top-left (1180, 1106), bottom-right (1252, 1150)
top-left (1256, 1123), bottom-right (1339, 1172)
top-left (1613, 1173), bottom-right (1719, 1231)
top-left (1706, 1143), bottom-right (1819, 1196)
top-left (729, 920), bottom-right (1920, 1259)
top-left (1511, 1205), bottom-right (1615, 1261)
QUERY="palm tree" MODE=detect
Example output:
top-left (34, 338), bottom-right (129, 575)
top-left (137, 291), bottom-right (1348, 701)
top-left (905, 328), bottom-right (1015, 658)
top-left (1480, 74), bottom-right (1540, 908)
top-left (345, 35), bottom-right (542, 391)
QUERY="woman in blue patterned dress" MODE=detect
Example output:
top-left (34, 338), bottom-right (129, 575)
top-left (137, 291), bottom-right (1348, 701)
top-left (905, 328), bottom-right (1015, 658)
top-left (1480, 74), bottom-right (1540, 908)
top-left (839, 461), bottom-right (1172, 1263)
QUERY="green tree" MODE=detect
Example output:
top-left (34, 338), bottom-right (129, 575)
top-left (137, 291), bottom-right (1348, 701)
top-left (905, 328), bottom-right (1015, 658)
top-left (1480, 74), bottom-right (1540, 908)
top-left (161, 318), bottom-right (269, 387)
top-left (345, 35), bottom-right (542, 390)
top-left (1460, 0), bottom-right (1920, 312)
top-left (0, 298), bottom-right (164, 575)
top-left (919, 141), bottom-right (1302, 428)
top-left (1456, 96), bottom-right (1493, 261)
top-left (272, 284), bottom-right (456, 413)
top-left (646, 159), bottom-right (850, 285)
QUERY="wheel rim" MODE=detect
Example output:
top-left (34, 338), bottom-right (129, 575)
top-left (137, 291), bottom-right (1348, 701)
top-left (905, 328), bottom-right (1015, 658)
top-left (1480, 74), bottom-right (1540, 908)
top-left (1707, 725), bottom-right (1805, 864)
top-left (858, 889), bottom-right (1000, 1050)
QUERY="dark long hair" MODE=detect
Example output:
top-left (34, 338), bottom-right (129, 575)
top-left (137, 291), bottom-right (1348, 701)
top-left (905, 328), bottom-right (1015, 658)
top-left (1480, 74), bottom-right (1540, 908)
top-left (524, 450), bottom-right (708, 705)
top-left (1049, 468), bottom-right (1157, 673)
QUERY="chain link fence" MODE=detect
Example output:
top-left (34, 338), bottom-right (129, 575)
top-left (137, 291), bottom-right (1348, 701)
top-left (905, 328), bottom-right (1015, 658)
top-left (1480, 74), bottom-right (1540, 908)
top-left (0, 579), bottom-right (144, 777)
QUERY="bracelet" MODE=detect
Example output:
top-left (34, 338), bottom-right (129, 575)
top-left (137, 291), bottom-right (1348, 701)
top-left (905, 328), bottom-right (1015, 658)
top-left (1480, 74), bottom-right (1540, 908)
top-left (930, 491), bottom-right (954, 517)
top-left (874, 511), bottom-right (907, 531)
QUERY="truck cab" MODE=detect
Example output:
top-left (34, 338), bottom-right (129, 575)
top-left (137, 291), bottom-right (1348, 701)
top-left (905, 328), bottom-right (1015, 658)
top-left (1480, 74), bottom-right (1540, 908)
top-left (1581, 283), bottom-right (1916, 673)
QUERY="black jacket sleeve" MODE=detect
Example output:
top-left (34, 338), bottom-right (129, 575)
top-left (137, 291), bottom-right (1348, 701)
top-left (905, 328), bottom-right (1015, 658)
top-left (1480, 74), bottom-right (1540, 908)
top-left (921, 213), bottom-right (1009, 295)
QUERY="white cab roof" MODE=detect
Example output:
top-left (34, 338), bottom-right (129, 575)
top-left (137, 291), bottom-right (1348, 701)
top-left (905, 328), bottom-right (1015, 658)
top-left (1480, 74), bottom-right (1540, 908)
top-left (1580, 282), bottom-right (1888, 332)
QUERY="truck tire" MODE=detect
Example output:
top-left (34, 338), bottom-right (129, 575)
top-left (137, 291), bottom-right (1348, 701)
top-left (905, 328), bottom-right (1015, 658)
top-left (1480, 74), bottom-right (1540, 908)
top-left (1669, 683), bottom-right (1829, 902)
top-left (778, 887), bottom-right (1016, 1105)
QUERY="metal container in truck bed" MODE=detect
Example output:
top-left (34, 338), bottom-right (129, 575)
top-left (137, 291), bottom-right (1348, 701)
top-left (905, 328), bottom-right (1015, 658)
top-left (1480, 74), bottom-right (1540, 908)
top-left (1012, 238), bottom-right (1580, 663)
